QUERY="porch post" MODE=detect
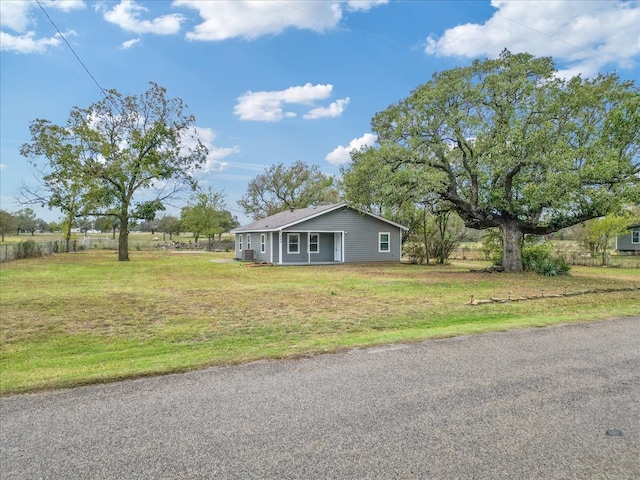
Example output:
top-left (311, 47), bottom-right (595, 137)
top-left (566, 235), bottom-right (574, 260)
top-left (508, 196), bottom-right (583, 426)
top-left (278, 231), bottom-right (283, 265)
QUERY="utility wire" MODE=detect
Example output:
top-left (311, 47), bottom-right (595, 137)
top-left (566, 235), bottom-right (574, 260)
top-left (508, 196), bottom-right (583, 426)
top-left (35, 0), bottom-right (112, 101)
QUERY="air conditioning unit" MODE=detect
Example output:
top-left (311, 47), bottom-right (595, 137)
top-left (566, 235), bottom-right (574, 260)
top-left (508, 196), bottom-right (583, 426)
top-left (242, 249), bottom-right (255, 261)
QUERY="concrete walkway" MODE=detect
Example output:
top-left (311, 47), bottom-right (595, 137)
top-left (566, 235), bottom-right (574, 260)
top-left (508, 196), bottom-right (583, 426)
top-left (1, 317), bottom-right (639, 479)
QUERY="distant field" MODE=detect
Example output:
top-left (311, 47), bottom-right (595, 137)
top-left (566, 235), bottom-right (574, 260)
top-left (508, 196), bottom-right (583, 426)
top-left (1, 250), bottom-right (638, 394)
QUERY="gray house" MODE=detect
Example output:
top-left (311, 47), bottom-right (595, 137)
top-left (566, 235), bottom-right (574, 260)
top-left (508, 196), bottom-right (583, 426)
top-left (615, 223), bottom-right (640, 255)
top-left (231, 203), bottom-right (407, 265)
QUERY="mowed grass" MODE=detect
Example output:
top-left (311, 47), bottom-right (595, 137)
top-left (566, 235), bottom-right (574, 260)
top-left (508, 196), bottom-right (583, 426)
top-left (1, 250), bottom-right (639, 395)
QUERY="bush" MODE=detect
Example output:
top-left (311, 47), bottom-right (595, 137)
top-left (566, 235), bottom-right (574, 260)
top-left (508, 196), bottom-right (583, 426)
top-left (522, 243), bottom-right (570, 276)
top-left (16, 240), bottom-right (39, 259)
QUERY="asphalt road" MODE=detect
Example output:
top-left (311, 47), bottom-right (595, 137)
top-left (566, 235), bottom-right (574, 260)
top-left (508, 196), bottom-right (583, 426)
top-left (1, 317), bottom-right (639, 479)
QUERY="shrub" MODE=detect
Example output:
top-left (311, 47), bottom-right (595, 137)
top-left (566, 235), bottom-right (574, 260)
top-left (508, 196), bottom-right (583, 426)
top-left (16, 240), bottom-right (39, 259)
top-left (522, 243), bottom-right (570, 276)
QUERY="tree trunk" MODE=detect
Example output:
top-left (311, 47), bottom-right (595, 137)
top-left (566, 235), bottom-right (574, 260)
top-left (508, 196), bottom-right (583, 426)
top-left (501, 222), bottom-right (523, 272)
top-left (118, 219), bottom-right (130, 261)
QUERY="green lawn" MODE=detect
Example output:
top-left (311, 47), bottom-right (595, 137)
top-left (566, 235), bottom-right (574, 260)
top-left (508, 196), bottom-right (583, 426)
top-left (1, 250), bottom-right (639, 395)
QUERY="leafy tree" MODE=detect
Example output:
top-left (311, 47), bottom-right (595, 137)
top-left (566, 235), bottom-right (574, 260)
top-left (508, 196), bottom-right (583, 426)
top-left (14, 208), bottom-right (38, 236)
top-left (343, 144), bottom-right (462, 264)
top-left (139, 220), bottom-right (159, 234)
top-left (239, 161), bottom-right (339, 220)
top-left (366, 50), bottom-right (639, 272)
top-left (94, 216), bottom-right (115, 233)
top-left (581, 213), bottom-right (633, 265)
top-left (20, 82), bottom-right (208, 261)
top-left (0, 210), bottom-right (18, 242)
top-left (76, 217), bottom-right (93, 235)
top-left (157, 215), bottom-right (181, 240)
top-left (182, 188), bottom-right (235, 247)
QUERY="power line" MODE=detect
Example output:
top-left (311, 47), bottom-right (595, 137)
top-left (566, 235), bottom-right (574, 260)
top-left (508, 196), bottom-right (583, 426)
top-left (34, 0), bottom-right (111, 100)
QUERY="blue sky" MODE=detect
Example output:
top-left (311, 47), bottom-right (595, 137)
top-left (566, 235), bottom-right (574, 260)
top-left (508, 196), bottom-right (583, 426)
top-left (1, 0), bottom-right (639, 225)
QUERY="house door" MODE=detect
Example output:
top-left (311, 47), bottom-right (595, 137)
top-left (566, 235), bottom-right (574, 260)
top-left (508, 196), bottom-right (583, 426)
top-left (334, 232), bottom-right (342, 262)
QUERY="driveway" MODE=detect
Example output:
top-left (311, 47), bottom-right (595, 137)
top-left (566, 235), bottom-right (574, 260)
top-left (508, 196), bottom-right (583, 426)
top-left (1, 317), bottom-right (639, 479)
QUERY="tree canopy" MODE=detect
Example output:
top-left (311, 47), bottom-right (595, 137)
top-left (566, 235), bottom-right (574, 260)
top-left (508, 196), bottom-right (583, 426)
top-left (20, 82), bottom-right (208, 260)
top-left (181, 188), bottom-right (238, 244)
top-left (238, 161), bottom-right (339, 220)
top-left (351, 50), bottom-right (639, 272)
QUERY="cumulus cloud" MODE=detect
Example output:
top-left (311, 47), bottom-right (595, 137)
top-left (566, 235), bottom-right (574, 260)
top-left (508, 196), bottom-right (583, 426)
top-left (0, 0), bottom-right (83, 53)
top-left (0, 30), bottom-right (60, 54)
top-left (325, 133), bottom-right (377, 165)
top-left (303, 97), bottom-right (350, 120)
top-left (174, 0), bottom-right (385, 41)
top-left (235, 83), bottom-right (345, 122)
top-left (103, 0), bottom-right (184, 35)
top-left (190, 127), bottom-right (238, 173)
top-left (425, 0), bottom-right (640, 77)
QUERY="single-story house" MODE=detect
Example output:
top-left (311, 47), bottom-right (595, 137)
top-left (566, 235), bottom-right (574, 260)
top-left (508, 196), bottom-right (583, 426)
top-left (615, 223), bottom-right (640, 255)
top-left (231, 203), bottom-right (408, 265)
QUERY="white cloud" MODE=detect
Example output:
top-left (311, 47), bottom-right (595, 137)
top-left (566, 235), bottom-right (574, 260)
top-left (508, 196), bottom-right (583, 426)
top-left (346, 1), bottom-right (389, 12)
top-left (425, 0), bottom-right (640, 77)
top-left (174, 0), bottom-right (385, 41)
top-left (0, 30), bottom-right (60, 54)
top-left (0, 164), bottom-right (6, 171)
top-left (40, 1), bottom-right (86, 13)
top-left (303, 97), bottom-right (350, 120)
top-left (103, 0), bottom-right (184, 35)
top-left (0, 0), bottom-right (34, 32)
top-left (121, 38), bottom-right (140, 49)
top-left (190, 127), bottom-right (238, 173)
top-left (234, 83), bottom-right (336, 122)
top-left (325, 133), bottom-right (377, 165)
top-left (0, 0), bottom-right (83, 53)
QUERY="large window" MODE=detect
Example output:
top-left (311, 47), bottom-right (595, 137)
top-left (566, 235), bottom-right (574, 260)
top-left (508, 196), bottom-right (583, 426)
top-left (287, 233), bottom-right (299, 254)
top-left (309, 233), bottom-right (319, 253)
top-left (260, 234), bottom-right (266, 253)
top-left (633, 230), bottom-right (639, 244)
top-left (379, 232), bottom-right (390, 252)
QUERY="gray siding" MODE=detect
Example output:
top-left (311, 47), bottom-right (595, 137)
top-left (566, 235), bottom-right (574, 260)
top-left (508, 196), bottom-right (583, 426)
top-left (283, 207), bottom-right (402, 263)
top-left (616, 228), bottom-right (640, 252)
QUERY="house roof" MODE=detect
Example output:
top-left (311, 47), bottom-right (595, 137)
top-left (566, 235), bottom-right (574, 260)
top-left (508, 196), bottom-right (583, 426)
top-left (231, 203), bottom-right (408, 233)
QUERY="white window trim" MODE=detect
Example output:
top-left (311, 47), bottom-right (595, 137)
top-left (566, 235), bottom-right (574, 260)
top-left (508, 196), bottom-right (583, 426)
top-left (246, 234), bottom-right (251, 250)
top-left (632, 230), bottom-right (639, 244)
top-left (238, 235), bottom-right (243, 251)
top-left (260, 234), bottom-right (266, 253)
top-left (378, 232), bottom-right (390, 253)
top-left (309, 233), bottom-right (319, 254)
top-left (287, 233), bottom-right (300, 254)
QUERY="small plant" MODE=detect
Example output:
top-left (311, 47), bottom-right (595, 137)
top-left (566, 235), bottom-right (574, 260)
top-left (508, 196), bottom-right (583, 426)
top-left (522, 243), bottom-right (570, 276)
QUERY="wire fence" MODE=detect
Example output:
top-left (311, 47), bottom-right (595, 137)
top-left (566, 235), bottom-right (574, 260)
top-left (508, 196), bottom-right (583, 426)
top-left (1, 239), bottom-right (637, 267)
top-left (0, 238), bottom-right (236, 263)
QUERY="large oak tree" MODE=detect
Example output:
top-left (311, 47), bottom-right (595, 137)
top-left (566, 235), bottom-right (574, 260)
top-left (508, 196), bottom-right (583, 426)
top-left (359, 51), bottom-right (639, 272)
top-left (20, 83), bottom-right (208, 260)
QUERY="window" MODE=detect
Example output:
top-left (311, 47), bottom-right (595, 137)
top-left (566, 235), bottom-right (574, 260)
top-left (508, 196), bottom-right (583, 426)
top-left (309, 233), bottom-right (319, 253)
top-left (287, 233), bottom-right (299, 254)
top-left (246, 234), bottom-right (251, 250)
top-left (379, 232), bottom-right (390, 252)
top-left (260, 234), bottom-right (266, 253)
top-left (633, 230), bottom-right (639, 244)
top-left (238, 235), bottom-right (242, 251)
